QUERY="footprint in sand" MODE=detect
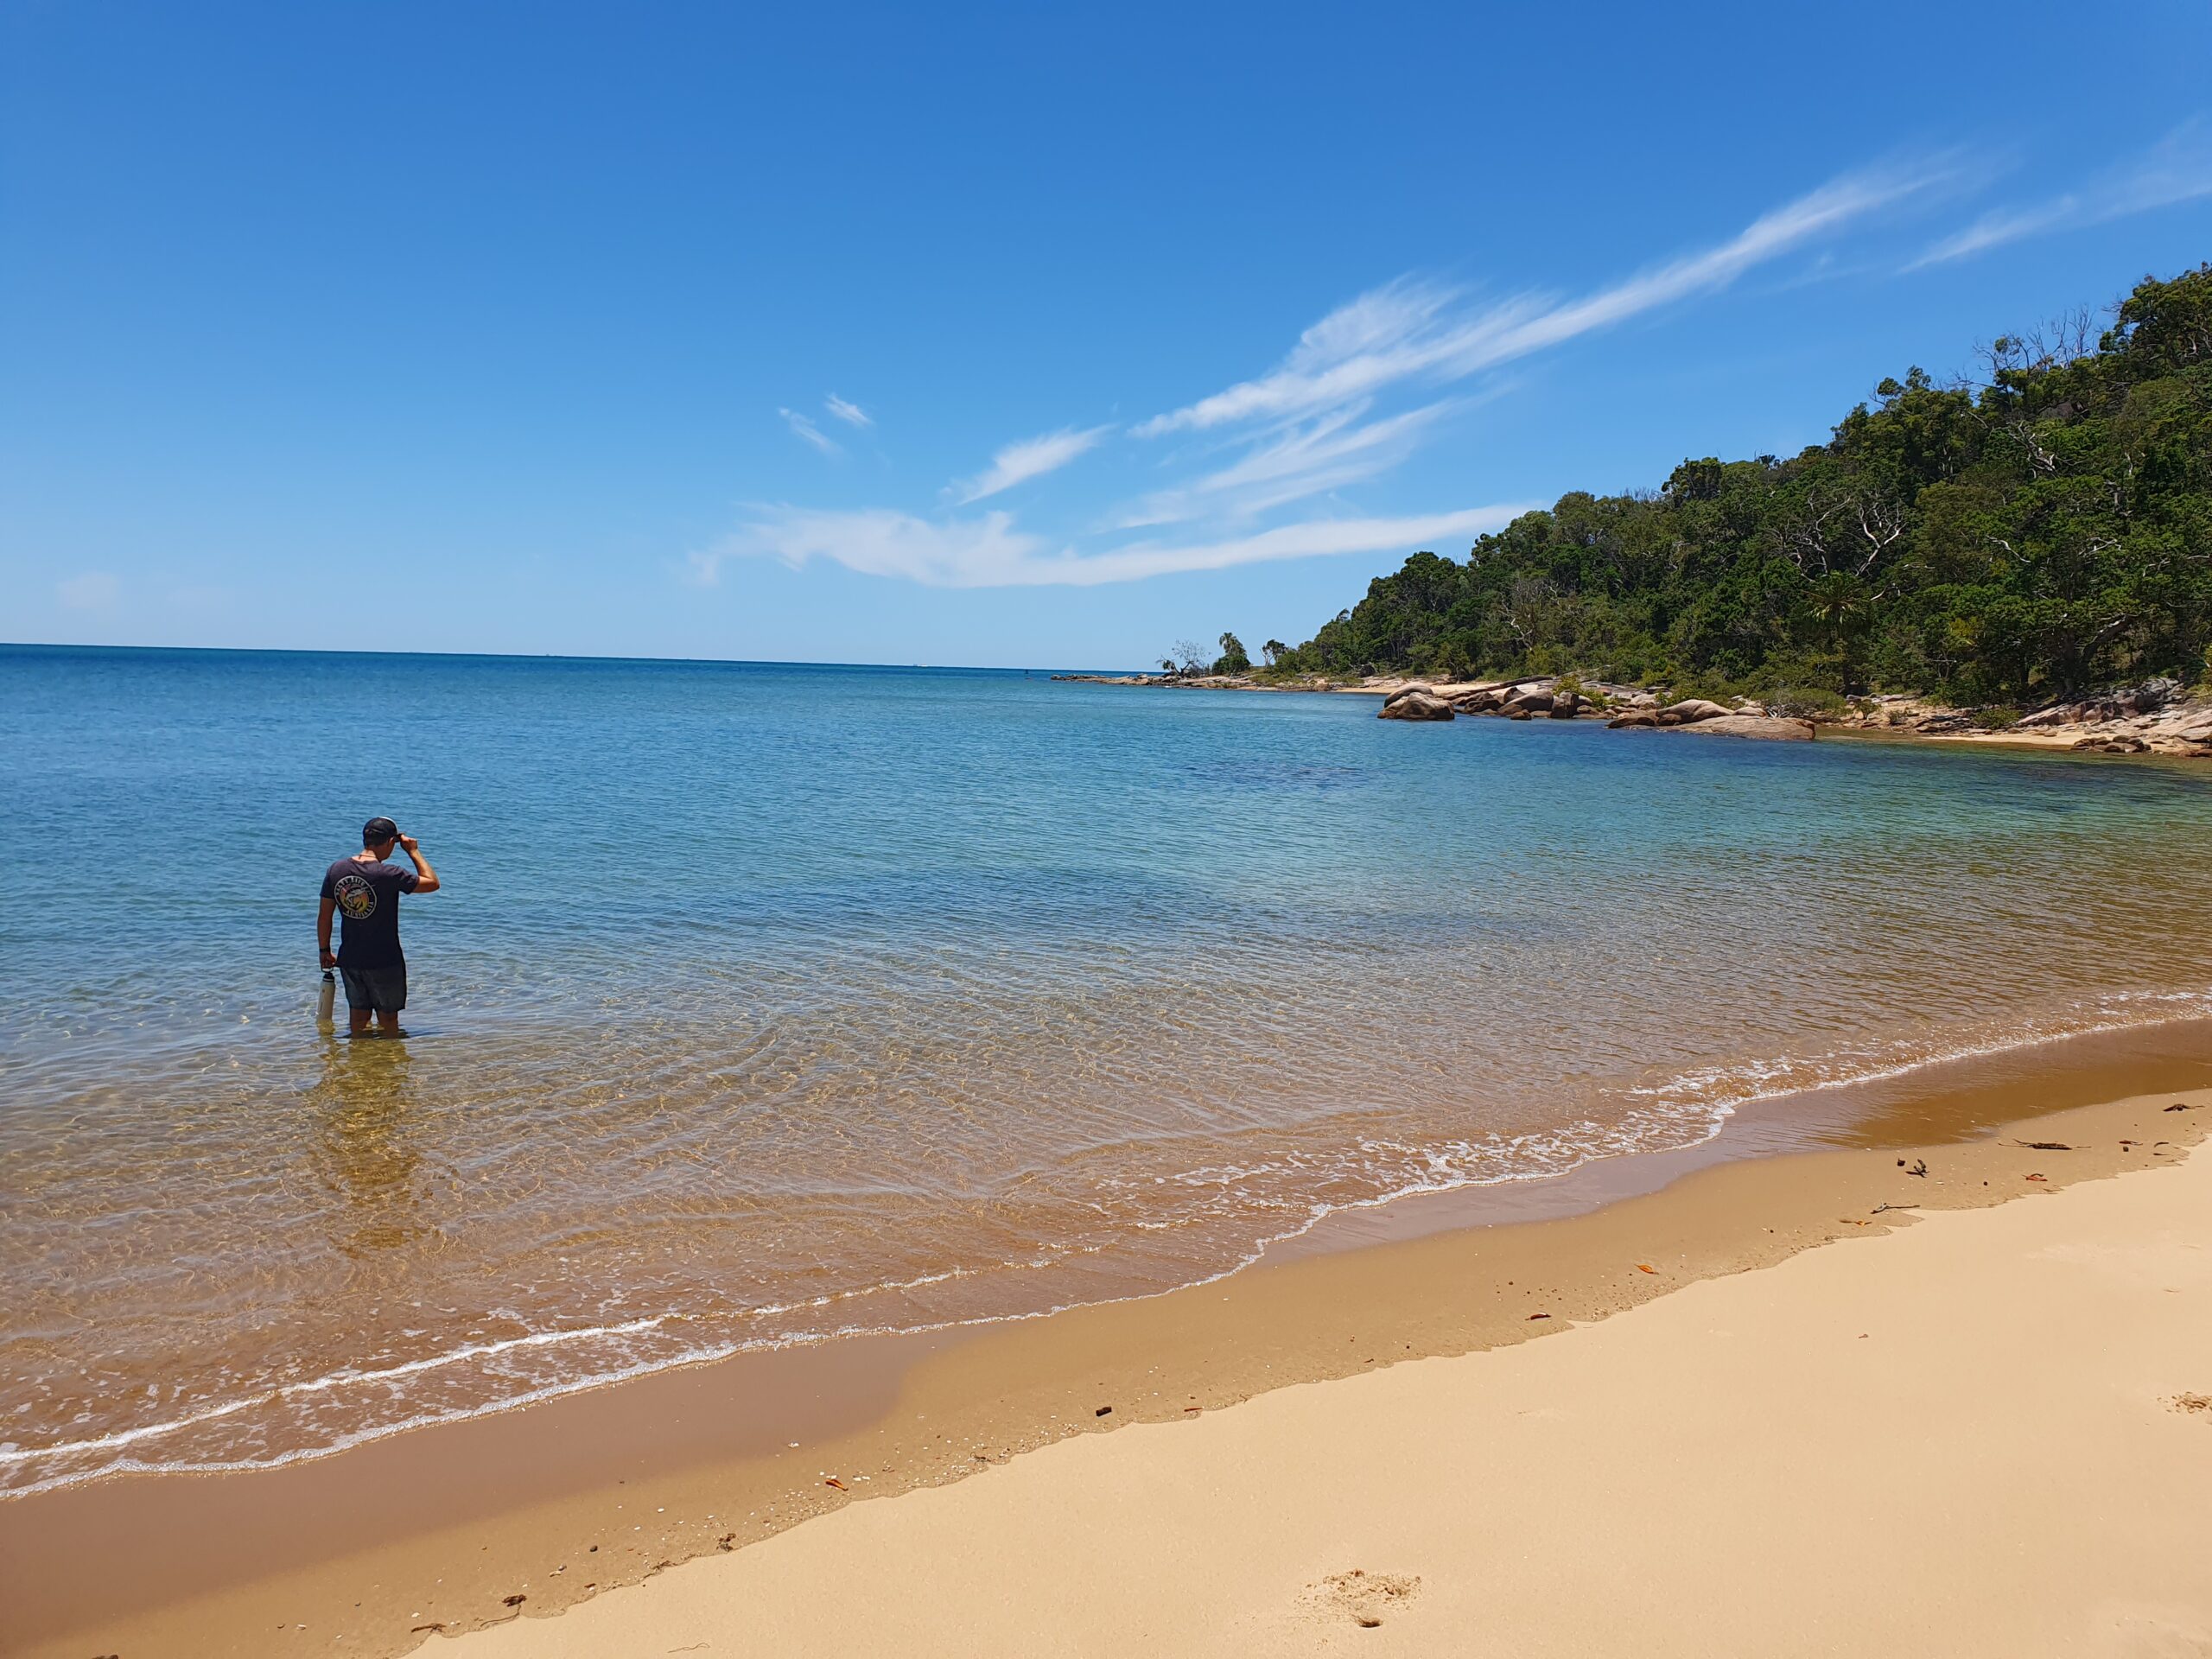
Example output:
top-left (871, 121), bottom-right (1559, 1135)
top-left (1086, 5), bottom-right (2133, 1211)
top-left (1307, 1567), bottom-right (1421, 1629)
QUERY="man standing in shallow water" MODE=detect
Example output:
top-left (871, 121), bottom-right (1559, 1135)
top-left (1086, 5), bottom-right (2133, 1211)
top-left (318, 817), bottom-right (442, 1037)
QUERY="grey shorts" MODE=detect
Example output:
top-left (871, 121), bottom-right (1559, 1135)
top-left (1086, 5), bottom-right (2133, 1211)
top-left (339, 964), bottom-right (408, 1013)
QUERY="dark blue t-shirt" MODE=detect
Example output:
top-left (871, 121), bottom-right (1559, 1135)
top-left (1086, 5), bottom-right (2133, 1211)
top-left (321, 858), bottom-right (419, 969)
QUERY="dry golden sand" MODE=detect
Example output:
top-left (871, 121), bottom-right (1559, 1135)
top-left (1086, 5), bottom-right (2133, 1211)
top-left (452, 1096), bottom-right (2212, 1659)
top-left (5, 1077), bottom-right (2209, 1658)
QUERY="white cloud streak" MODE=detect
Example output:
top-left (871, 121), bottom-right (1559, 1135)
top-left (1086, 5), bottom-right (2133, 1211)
top-left (950, 423), bottom-right (1113, 504)
top-left (696, 509), bottom-right (1042, 587)
top-left (1118, 399), bottom-right (1456, 528)
top-left (1915, 120), bottom-right (2212, 266)
top-left (1135, 162), bottom-right (1946, 437)
top-left (823, 393), bottom-right (873, 428)
top-left (1915, 201), bottom-right (2078, 266)
top-left (694, 505), bottom-right (1528, 589)
top-left (779, 407), bottom-right (842, 455)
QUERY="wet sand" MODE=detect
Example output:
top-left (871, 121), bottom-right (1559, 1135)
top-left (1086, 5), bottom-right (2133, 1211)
top-left (6, 1024), bottom-right (2212, 1657)
top-left (455, 1094), bottom-right (2212, 1659)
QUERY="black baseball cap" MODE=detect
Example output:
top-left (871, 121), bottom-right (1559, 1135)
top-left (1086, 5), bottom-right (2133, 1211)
top-left (363, 816), bottom-right (401, 844)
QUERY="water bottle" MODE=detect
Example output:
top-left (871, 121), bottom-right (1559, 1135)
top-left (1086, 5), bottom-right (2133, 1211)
top-left (317, 969), bottom-right (336, 1030)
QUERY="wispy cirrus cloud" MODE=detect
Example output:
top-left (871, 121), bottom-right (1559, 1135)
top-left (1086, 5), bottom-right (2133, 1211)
top-left (1117, 399), bottom-right (1458, 528)
top-left (779, 407), bottom-right (842, 455)
top-left (695, 508), bottom-right (1041, 587)
top-left (1914, 119), bottom-right (2212, 266)
top-left (1914, 202), bottom-right (2077, 267)
top-left (705, 157), bottom-right (1954, 592)
top-left (1135, 162), bottom-right (1950, 437)
top-left (823, 393), bottom-right (873, 428)
top-left (950, 423), bottom-right (1113, 504)
top-left (693, 505), bottom-right (1528, 589)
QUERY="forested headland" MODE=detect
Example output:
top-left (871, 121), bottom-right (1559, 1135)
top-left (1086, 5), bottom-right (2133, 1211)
top-left (1238, 263), bottom-right (2212, 715)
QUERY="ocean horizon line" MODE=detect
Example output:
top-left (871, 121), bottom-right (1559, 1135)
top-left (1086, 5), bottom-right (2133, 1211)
top-left (0, 639), bottom-right (1145, 678)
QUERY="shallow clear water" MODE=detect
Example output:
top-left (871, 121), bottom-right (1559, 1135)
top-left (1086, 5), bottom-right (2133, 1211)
top-left (6, 644), bottom-right (2212, 1496)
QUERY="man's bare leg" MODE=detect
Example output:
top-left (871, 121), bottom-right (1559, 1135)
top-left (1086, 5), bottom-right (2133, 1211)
top-left (374, 1008), bottom-right (404, 1038)
top-left (349, 1007), bottom-right (374, 1039)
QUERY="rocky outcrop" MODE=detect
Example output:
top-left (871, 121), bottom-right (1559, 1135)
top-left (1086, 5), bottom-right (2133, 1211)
top-left (1377, 677), bottom-right (1811, 735)
top-left (2024, 677), bottom-right (2184, 725)
top-left (1373, 676), bottom-right (1627, 725)
top-left (1677, 715), bottom-right (1816, 741)
top-left (1377, 690), bottom-right (1453, 721)
top-left (1077, 665), bottom-right (2212, 758)
top-left (1840, 681), bottom-right (2212, 754)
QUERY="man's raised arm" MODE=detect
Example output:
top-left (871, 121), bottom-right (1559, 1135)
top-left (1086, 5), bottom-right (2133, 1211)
top-left (397, 833), bottom-right (441, 893)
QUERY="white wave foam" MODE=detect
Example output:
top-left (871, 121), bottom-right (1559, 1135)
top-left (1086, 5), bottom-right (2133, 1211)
top-left (1630, 986), bottom-right (2212, 1112)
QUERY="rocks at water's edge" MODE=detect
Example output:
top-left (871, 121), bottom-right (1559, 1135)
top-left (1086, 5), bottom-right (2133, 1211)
top-left (1377, 690), bottom-right (1454, 721)
top-left (1845, 682), bottom-right (2212, 755)
top-left (1679, 715), bottom-right (1816, 742)
top-left (1096, 667), bottom-right (2212, 757)
top-left (1375, 677), bottom-right (1821, 739)
top-left (1378, 678), bottom-right (1625, 721)
top-left (1610, 707), bottom-right (1813, 741)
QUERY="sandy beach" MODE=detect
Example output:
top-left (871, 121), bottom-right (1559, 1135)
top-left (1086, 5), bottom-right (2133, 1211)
top-left (451, 1096), bottom-right (2212, 1659)
top-left (9, 1052), bottom-right (2209, 1659)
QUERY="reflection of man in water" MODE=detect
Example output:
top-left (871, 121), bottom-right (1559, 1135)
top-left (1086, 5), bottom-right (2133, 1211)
top-left (312, 1033), bottom-right (427, 1254)
top-left (317, 817), bottom-right (442, 1038)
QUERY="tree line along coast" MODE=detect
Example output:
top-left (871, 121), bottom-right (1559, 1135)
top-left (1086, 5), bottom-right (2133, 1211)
top-left (1073, 262), bottom-right (2212, 752)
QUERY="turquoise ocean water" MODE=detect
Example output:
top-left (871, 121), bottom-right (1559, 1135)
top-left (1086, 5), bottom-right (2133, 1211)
top-left (7, 644), bottom-right (2212, 1496)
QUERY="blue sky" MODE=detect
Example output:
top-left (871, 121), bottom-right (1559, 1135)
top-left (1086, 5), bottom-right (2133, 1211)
top-left (5, 1), bottom-right (2212, 669)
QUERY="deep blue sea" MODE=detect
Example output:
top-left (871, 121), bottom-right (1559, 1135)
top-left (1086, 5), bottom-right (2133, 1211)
top-left (8, 644), bottom-right (2212, 1496)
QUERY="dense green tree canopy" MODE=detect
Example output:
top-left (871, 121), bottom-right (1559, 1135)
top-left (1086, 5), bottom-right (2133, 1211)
top-left (1263, 264), bottom-right (2212, 708)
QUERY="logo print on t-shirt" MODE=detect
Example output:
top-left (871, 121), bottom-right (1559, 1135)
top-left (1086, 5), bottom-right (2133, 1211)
top-left (333, 872), bottom-right (379, 920)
